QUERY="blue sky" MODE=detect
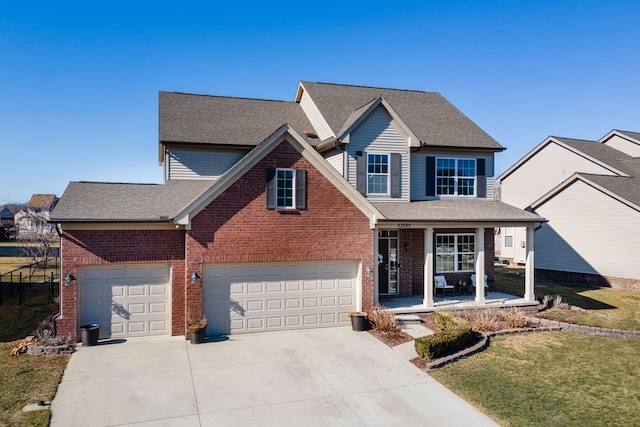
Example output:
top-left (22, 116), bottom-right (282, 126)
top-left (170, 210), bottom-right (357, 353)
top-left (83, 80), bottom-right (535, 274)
top-left (1, 1), bottom-right (638, 205)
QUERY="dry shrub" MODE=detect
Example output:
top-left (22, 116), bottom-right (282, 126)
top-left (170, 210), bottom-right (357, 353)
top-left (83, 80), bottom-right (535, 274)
top-left (468, 309), bottom-right (501, 332)
top-left (368, 304), bottom-right (400, 334)
top-left (553, 295), bottom-right (570, 309)
top-left (502, 308), bottom-right (528, 329)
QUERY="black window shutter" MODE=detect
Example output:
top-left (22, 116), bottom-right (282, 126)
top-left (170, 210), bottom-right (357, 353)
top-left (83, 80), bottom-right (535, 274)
top-left (356, 152), bottom-right (367, 195)
top-left (266, 168), bottom-right (276, 209)
top-left (390, 153), bottom-right (401, 198)
top-left (295, 169), bottom-right (307, 209)
top-left (426, 156), bottom-right (436, 197)
top-left (477, 158), bottom-right (486, 198)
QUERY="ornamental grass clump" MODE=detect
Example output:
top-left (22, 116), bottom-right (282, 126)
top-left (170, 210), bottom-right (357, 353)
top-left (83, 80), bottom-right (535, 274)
top-left (368, 304), bottom-right (400, 334)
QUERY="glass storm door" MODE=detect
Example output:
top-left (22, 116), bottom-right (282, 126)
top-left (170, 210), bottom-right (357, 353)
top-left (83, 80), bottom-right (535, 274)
top-left (378, 230), bottom-right (399, 295)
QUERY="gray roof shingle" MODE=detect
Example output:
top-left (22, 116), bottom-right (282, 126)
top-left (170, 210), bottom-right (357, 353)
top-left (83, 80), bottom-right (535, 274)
top-left (554, 137), bottom-right (636, 175)
top-left (159, 92), bottom-right (316, 147)
top-left (300, 82), bottom-right (504, 150)
top-left (50, 180), bottom-right (215, 222)
top-left (373, 200), bottom-right (544, 223)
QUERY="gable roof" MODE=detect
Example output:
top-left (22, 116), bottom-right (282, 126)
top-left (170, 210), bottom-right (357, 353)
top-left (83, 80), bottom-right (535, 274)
top-left (159, 92), bottom-right (316, 149)
top-left (600, 129), bottom-right (640, 145)
top-left (27, 194), bottom-right (58, 210)
top-left (50, 180), bottom-right (215, 222)
top-left (498, 136), bottom-right (632, 182)
top-left (172, 124), bottom-right (381, 228)
top-left (297, 81), bottom-right (504, 150)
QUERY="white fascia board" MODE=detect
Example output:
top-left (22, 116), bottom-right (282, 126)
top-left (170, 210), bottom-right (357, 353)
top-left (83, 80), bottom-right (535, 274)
top-left (598, 129), bottom-right (640, 145)
top-left (531, 173), bottom-right (640, 213)
top-left (172, 124), bottom-right (383, 228)
top-left (498, 136), bottom-right (629, 183)
top-left (337, 97), bottom-right (420, 148)
top-left (295, 81), bottom-right (336, 139)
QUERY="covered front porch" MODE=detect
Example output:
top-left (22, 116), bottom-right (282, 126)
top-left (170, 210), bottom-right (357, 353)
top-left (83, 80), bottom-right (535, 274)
top-left (380, 292), bottom-right (538, 314)
top-left (370, 200), bottom-right (546, 311)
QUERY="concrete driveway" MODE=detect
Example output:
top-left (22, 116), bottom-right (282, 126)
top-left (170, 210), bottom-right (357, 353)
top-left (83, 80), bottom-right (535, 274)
top-left (50, 327), bottom-right (497, 426)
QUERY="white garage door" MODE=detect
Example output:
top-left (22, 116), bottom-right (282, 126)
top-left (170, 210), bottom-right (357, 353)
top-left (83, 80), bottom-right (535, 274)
top-left (78, 264), bottom-right (171, 338)
top-left (203, 261), bottom-right (359, 335)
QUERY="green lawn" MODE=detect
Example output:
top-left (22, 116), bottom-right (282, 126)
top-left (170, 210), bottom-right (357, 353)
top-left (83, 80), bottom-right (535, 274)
top-left (494, 266), bottom-right (640, 330)
top-left (430, 332), bottom-right (640, 426)
top-left (0, 284), bottom-right (69, 426)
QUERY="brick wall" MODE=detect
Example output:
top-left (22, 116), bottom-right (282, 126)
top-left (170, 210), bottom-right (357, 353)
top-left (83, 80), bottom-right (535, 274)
top-left (185, 140), bottom-right (375, 317)
top-left (397, 227), bottom-right (496, 297)
top-left (56, 229), bottom-right (185, 340)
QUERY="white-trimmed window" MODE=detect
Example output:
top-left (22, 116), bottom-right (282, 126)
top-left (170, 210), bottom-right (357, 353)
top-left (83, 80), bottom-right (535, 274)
top-left (436, 234), bottom-right (475, 272)
top-left (436, 158), bottom-right (476, 196)
top-left (276, 168), bottom-right (294, 208)
top-left (367, 153), bottom-right (389, 195)
top-left (504, 227), bottom-right (514, 248)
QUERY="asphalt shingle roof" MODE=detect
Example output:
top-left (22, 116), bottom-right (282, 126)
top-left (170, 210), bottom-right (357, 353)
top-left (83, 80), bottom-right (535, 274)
top-left (554, 137), bottom-right (637, 175)
top-left (159, 92), bottom-right (316, 146)
top-left (300, 82), bottom-right (504, 150)
top-left (373, 200), bottom-right (544, 223)
top-left (50, 180), bottom-right (215, 222)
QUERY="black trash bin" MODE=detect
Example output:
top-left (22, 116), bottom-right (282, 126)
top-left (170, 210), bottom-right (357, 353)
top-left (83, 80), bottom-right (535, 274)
top-left (80, 324), bottom-right (100, 346)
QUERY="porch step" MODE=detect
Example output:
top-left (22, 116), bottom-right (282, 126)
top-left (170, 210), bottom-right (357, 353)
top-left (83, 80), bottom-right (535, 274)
top-left (395, 314), bottom-right (423, 325)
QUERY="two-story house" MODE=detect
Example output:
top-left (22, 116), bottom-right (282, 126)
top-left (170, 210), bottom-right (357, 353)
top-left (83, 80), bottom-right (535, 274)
top-left (497, 130), bottom-right (640, 288)
top-left (51, 82), bottom-right (543, 341)
top-left (15, 194), bottom-right (58, 239)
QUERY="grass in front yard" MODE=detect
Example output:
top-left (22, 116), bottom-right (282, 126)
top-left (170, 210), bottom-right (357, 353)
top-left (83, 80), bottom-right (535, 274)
top-left (430, 332), bottom-right (640, 426)
top-left (0, 342), bottom-right (70, 427)
top-left (494, 266), bottom-right (640, 330)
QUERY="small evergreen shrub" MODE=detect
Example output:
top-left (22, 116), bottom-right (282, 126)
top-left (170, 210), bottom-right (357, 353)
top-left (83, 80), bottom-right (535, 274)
top-left (415, 313), bottom-right (473, 360)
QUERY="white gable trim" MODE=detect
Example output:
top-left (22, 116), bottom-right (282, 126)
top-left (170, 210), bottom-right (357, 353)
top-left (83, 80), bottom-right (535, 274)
top-left (530, 173), bottom-right (640, 213)
top-left (599, 129), bottom-right (640, 146)
top-left (172, 124), bottom-right (383, 228)
top-left (498, 136), bottom-right (630, 183)
top-left (337, 97), bottom-right (420, 148)
top-left (295, 82), bottom-right (336, 140)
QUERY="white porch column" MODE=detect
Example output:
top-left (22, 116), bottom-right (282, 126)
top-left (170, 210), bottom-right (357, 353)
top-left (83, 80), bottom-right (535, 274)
top-left (524, 225), bottom-right (536, 302)
top-left (475, 227), bottom-right (485, 304)
top-left (373, 229), bottom-right (379, 305)
top-left (423, 227), bottom-right (434, 307)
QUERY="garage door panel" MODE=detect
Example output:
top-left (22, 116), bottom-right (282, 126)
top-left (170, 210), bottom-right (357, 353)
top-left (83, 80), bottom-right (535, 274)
top-left (204, 261), bottom-right (358, 334)
top-left (79, 264), bottom-right (171, 339)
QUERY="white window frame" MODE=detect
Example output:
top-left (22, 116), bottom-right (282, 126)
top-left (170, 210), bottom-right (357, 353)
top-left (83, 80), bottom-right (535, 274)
top-left (436, 157), bottom-right (477, 197)
top-left (367, 153), bottom-right (390, 195)
top-left (435, 233), bottom-right (475, 273)
top-left (276, 168), bottom-right (295, 209)
top-left (504, 227), bottom-right (514, 248)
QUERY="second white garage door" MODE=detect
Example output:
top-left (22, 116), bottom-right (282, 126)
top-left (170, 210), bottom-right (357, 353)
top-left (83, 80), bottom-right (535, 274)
top-left (203, 261), bottom-right (359, 335)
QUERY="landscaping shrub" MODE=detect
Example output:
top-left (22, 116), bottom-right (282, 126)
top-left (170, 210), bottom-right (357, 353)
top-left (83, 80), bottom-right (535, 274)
top-left (368, 304), bottom-right (400, 334)
top-left (468, 309), bottom-right (501, 332)
top-left (502, 307), bottom-right (528, 329)
top-left (415, 312), bottom-right (473, 360)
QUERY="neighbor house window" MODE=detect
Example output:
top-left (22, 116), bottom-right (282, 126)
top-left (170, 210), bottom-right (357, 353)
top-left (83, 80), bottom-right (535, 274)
top-left (436, 234), bottom-right (475, 272)
top-left (367, 153), bottom-right (389, 195)
top-left (276, 168), bottom-right (294, 208)
top-left (436, 158), bottom-right (476, 196)
top-left (504, 227), bottom-right (514, 248)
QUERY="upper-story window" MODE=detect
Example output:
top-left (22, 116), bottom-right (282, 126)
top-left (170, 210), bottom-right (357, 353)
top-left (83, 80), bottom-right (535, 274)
top-left (436, 158), bottom-right (476, 196)
top-left (367, 153), bottom-right (389, 195)
top-left (276, 169), bottom-right (294, 208)
top-left (266, 168), bottom-right (307, 210)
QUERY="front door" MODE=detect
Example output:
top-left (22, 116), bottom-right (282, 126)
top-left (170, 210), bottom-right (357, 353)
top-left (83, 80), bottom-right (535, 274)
top-left (378, 230), bottom-right (398, 295)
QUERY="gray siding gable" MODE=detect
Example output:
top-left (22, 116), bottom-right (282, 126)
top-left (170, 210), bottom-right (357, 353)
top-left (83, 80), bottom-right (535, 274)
top-left (345, 106), bottom-right (409, 201)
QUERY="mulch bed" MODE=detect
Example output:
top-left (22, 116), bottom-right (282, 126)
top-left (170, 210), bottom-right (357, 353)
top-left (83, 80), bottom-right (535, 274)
top-left (368, 329), bottom-right (414, 347)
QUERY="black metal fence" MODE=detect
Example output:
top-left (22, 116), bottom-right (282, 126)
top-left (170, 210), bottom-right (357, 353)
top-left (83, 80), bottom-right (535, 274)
top-left (0, 267), bottom-right (59, 306)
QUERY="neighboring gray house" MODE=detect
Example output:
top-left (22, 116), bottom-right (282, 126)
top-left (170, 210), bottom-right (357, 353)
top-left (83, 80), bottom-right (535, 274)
top-left (497, 130), bottom-right (640, 288)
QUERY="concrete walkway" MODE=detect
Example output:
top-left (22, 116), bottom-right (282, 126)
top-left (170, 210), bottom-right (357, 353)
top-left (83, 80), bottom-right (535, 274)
top-left (50, 327), bottom-right (497, 426)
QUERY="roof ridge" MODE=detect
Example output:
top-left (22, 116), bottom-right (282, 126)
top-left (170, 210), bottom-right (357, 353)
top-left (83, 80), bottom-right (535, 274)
top-left (302, 81), bottom-right (438, 95)
top-left (161, 91), bottom-right (294, 104)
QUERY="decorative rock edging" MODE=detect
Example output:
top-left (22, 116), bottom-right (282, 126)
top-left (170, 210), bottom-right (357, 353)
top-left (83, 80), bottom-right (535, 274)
top-left (529, 317), bottom-right (640, 338)
top-left (25, 342), bottom-right (74, 355)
